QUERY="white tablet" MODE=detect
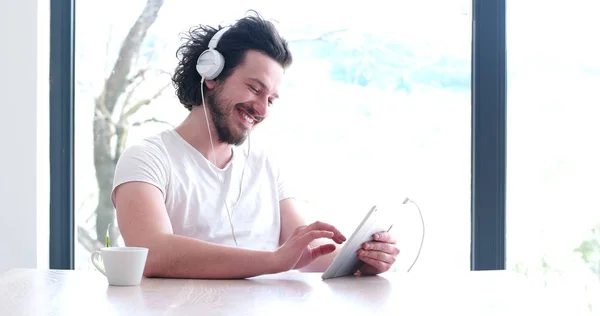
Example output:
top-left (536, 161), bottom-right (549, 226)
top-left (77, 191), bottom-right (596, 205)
top-left (321, 200), bottom-right (406, 280)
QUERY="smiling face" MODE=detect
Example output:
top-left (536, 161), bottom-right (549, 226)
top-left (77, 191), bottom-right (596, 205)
top-left (204, 50), bottom-right (284, 146)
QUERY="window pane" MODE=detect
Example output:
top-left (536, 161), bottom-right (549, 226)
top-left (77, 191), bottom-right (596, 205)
top-left (507, 0), bottom-right (600, 310)
top-left (74, 0), bottom-right (472, 273)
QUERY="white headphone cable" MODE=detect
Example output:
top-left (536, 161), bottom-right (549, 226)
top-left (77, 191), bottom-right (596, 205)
top-left (404, 198), bottom-right (425, 273)
top-left (200, 77), bottom-right (250, 247)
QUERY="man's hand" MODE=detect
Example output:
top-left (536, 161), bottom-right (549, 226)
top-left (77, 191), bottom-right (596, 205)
top-left (357, 232), bottom-right (400, 275)
top-left (274, 221), bottom-right (346, 272)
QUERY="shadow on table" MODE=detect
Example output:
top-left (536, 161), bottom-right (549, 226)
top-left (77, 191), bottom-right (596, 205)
top-left (322, 275), bottom-right (392, 305)
top-left (238, 277), bottom-right (314, 299)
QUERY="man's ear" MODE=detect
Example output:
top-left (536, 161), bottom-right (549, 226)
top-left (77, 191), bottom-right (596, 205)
top-left (205, 79), bottom-right (217, 90)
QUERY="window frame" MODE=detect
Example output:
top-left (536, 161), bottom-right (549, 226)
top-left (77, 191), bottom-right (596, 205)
top-left (471, 0), bottom-right (507, 270)
top-left (49, 0), bottom-right (507, 271)
top-left (49, 0), bottom-right (75, 270)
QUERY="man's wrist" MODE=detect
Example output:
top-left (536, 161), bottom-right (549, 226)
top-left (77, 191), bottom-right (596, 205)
top-left (264, 249), bottom-right (283, 274)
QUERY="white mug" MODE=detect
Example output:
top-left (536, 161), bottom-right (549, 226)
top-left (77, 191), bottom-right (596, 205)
top-left (91, 247), bottom-right (149, 286)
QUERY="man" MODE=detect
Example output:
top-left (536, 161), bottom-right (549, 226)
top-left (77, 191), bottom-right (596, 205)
top-left (111, 12), bottom-right (400, 279)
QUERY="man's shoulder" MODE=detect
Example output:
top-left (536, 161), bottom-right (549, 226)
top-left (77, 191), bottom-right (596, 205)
top-left (119, 130), bottom-right (174, 162)
top-left (111, 130), bottom-right (175, 204)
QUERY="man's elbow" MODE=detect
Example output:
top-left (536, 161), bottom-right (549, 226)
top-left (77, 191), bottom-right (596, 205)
top-left (140, 248), bottom-right (169, 278)
top-left (121, 236), bottom-right (166, 278)
top-left (142, 261), bottom-right (163, 278)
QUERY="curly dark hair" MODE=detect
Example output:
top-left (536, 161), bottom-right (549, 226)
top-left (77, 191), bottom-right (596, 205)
top-left (171, 11), bottom-right (293, 110)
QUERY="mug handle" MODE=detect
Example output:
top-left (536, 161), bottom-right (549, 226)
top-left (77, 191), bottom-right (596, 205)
top-left (91, 250), bottom-right (106, 276)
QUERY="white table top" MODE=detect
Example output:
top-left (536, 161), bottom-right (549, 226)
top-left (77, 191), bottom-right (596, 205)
top-left (0, 268), bottom-right (590, 315)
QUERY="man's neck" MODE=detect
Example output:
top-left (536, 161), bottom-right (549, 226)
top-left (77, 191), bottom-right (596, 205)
top-left (175, 108), bottom-right (233, 169)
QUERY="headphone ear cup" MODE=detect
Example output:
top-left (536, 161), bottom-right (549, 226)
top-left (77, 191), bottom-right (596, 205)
top-left (196, 49), bottom-right (225, 80)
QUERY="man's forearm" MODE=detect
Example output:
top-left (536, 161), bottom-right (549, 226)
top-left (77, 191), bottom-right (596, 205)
top-left (139, 234), bottom-right (280, 279)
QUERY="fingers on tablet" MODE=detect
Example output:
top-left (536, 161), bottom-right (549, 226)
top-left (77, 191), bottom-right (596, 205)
top-left (307, 220), bottom-right (346, 243)
top-left (373, 232), bottom-right (396, 244)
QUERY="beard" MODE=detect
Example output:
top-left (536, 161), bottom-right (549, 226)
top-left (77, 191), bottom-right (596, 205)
top-left (205, 86), bottom-right (257, 146)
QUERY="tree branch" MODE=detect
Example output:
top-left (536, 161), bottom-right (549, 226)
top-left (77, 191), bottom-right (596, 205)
top-left (132, 117), bottom-right (174, 127)
top-left (99, 0), bottom-right (165, 115)
top-left (112, 81), bottom-right (171, 161)
top-left (114, 125), bottom-right (129, 162)
top-left (94, 108), bottom-right (118, 128)
top-left (119, 74), bottom-right (146, 119)
top-left (77, 225), bottom-right (104, 254)
top-left (126, 68), bottom-right (148, 86)
top-left (289, 28), bottom-right (348, 43)
top-left (155, 69), bottom-right (173, 77)
top-left (122, 82), bottom-right (171, 120)
top-left (119, 68), bottom-right (171, 120)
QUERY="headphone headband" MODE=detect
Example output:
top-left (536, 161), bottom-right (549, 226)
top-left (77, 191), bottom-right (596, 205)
top-left (208, 27), bottom-right (230, 50)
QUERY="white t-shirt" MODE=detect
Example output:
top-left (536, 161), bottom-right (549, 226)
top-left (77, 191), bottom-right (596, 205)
top-left (111, 129), bottom-right (293, 251)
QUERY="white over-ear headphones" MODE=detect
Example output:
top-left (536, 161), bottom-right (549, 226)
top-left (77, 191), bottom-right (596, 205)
top-left (196, 26), bottom-right (230, 80)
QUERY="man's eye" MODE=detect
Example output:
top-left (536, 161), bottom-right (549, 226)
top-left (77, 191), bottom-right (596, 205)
top-left (249, 86), bottom-right (259, 93)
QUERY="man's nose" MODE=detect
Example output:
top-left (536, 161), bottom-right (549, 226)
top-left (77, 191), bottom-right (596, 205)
top-left (253, 96), bottom-right (269, 118)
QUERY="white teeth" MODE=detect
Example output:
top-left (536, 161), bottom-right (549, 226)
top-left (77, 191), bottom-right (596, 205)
top-left (240, 111), bottom-right (254, 124)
